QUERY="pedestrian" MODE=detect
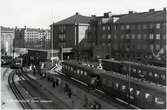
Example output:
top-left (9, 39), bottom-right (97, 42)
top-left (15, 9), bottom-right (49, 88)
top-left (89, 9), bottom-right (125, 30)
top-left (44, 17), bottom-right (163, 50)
top-left (52, 80), bottom-right (55, 88)
top-left (68, 88), bottom-right (72, 98)
top-left (33, 65), bottom-right (36, 75)
top-left (55, 79), bottom-right (59, 86)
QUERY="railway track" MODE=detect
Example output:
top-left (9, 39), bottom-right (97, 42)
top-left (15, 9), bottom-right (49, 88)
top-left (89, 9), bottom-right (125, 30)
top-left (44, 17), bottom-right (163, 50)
top-left (8, 71), bottom-right (32, 110)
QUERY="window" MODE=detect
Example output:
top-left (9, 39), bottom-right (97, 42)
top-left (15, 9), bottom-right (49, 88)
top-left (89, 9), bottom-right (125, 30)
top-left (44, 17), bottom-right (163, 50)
top-left (114, 34), bottom-right (117, 39)
top-left (136, 90), bottom-right (140, 96)
top-left (133, 68), bottom-right (136, 73)
top-left (102, 26), bottom-right (105, 31)
top-left (102, 34), bottom-right (106, 39)
top-left (108, 34), bottom-right (111, 39)
top-left (163, 34), bottom-right (166, 40)
top-left (131, 25), bottom-right (135, 30)
top-left (120, 34), bottom-right (124, 39)
top-left (108, 26), bottom-right (110, 30)
top-left (126, 25), bottom-right (130, 29)
top-left (150, 44), bottom-right (154, 50)
top-left (149, 72), bottom-right (153, 76)
top-left (84, 72), bottom-right (87, 76)
top-left (131, 34), bottom-right (135, 39)
top-left (137, 24), bottom-right (141, 30)
top-left (154, 73), bottom-right (158, 78)
top-left (115, 83), bottom-right (119, 88)
top-left (113, 44), bottom-right (118, 50)
top-left (126, 34), bottom-right (130, 39)
top-left (137, 34), bottom-right (141, 39)
top-left (143, 24), bottom-right (147, 29)
top-left (121, 85), bottom-right (126, 91)
top-left (108, 43), bottom-right (111, 46)
top-left (155, 44), bottom-right (160, 50)
top-left (102, 42), bottom-right (106, 46)
top-left (156, 23), bottom-right (161, 29)
top-left (156, 34), bottom-right (160, 40)
top-left (155, 97), bottom-right (165, 105)
top-left (143, 34), bottom-right (147, 39)
top-left (143, 44), bottom-right (147, 50)
top-left (145, 93), bottom-right (150, 99)
top-left (149, 24), bottom-right (154, 29)
top-left (149, 34), bottom-right (154, 39)
top-left (121, 25), bottom-right (124, 30)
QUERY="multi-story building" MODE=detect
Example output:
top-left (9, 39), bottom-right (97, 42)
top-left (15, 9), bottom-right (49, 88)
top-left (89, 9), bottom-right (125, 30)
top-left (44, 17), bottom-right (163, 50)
top-left (50, 12), bottom-right (91, 59)
top-left (79, 8), bottom-right (166, 67)
top-left (13, 27), bottom-right (25, 48)
top-left (0, 26), bottom-right (15, 56)
top-left (24, 27), bottom-right (51, 49)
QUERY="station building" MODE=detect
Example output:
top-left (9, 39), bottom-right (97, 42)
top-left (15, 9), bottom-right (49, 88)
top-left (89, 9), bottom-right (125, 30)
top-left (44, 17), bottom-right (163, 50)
top-left (78, 8), bottom-right (166, 67)
top-left (50, 12), bottom-right (91, 59)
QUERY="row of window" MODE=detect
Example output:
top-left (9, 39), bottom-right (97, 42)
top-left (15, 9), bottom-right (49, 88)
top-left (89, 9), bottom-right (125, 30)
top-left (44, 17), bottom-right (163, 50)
top-left (101, 33), bottom-right (166, 40)
top-left (108, 82), bottom-right (165, 104)
top-left (63, 64), bottom-right (88, 76)
top-left (101, 22), bottom-right (166, 31)
top-left (122, 66), bottom-right (166, 80)
top-left (112, 43), bottom-right (163, 51)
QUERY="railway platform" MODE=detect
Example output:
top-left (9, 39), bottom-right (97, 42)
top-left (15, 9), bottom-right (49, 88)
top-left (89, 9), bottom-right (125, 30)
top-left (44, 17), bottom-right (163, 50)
top-left (25, 68), bottom-right (128, 109)
top-left (1, 67), bottom-right (22, 110)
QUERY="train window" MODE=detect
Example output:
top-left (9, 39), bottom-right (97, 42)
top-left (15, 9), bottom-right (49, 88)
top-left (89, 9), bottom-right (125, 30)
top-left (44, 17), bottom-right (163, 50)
top-left (77, 69), bottom-right (80, 74)
top-left (161, 74), bottom-right (166, 80)
top-left (138, 70), bottom-right (141, 73)
top-left (130, 88), bottom-right (133, 92)
top-left (80, 70), bottom-right (83, 75)
top-left (143, 71), bottom-right (147, 75)
top-left (84, 72), bottom-right (87, 76)
top-left (121, 85), bottom-right (126, 91)
top-left (145, 93), bottom-right (150, 99)
top-left (132, 68), bottom-right (136, 73)
top-left (149, 72), bottom-right (153, 77)
top-left (155, 97), bottom-right (165, 105)
top-left (115, 83), bottom-right (119, 88)
top-left (71, 67), bottom-right (73, 71)
top-left (154, 73), bottom-right (158, 78)
top-left (136, 90), bottom-right (140, 96)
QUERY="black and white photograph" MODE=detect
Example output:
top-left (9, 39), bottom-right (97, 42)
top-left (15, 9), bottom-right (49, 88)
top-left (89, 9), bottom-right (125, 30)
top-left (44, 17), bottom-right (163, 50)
top-left (0, 0), bottom-right (166, 109)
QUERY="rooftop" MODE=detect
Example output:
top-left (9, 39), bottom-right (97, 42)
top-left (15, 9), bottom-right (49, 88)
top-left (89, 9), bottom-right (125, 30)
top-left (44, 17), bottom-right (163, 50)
top-left (116, 9), bottom-right (166, 23)
top-left (54, 12), bottom-right (91, 25)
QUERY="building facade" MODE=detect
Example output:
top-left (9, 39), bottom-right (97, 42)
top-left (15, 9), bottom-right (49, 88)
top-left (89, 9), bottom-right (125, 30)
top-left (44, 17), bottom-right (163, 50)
top-left (79, 8), bottom-right (166, 67)
top-left (1, 26), bottom-right (15, 56)
top-left (24, 27), bottom-right (51, 49)
top-left (51, 12), bottom-right (91, 59)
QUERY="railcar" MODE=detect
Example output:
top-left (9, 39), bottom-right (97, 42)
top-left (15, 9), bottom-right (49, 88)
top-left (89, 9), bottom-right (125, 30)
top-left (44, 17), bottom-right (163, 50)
top-left (121, 61), bottom-right (166, 86)
top-left (102, 59), bottom-right (122, 73)
top-left (102, 59), bottom-right (166, 86)
top-left (62, 60), bottom-right (101, 87)
top-left (62, 60), bottom-right (166, 109)
top-left (99, 71), bottom-right (166, 109)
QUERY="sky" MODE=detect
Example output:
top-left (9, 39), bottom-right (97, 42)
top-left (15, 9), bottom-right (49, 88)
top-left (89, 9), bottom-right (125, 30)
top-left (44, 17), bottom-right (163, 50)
top-left (0, 0), bottom-right (166, 29)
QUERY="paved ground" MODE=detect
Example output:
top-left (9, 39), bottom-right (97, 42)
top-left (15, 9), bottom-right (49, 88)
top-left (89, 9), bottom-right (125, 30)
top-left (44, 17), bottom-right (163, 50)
top-left (26, 69), bottom-right (121, 109)
top-left (1, 67), bottom-right (22, 110)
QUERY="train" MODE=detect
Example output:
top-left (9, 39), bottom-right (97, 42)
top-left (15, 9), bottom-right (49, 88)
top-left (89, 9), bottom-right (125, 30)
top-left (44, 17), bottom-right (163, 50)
top-left (61, 60), bottom-right (166, 109)
top-left (102, 59), bottom-right (166, 86)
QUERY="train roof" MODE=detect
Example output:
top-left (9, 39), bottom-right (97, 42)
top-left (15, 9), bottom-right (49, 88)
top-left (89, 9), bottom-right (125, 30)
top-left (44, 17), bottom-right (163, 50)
top-left (102, 59), bottom-right (166, 71)
top-left (122, 61), bottom-right (166, 71)
top-left (63, 60), bottom-right (101, 74)
top-left (102, 59), bottom-right (121, 64)
top-left (100, 70), bottom-right (166, 94)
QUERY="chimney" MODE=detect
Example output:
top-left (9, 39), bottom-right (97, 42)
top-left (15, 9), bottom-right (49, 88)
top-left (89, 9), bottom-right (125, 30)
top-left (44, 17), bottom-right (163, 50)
top-left (149, 9), bottom-right (155, 12)
top-left (163, 7), bottom-right (166, 11)
top-left (129, 11), bottom-right (133, 14)
top-left (24, 26), bottom-right (26, 29)
top-left (104, 13), bottom-right (109, 18)
top-left (76, 12), bottom-right (79, 15)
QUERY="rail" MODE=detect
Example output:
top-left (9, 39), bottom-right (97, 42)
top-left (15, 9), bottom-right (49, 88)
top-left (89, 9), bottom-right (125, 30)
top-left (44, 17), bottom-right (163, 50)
top-left (8, 71), bottom-right (32, 109)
